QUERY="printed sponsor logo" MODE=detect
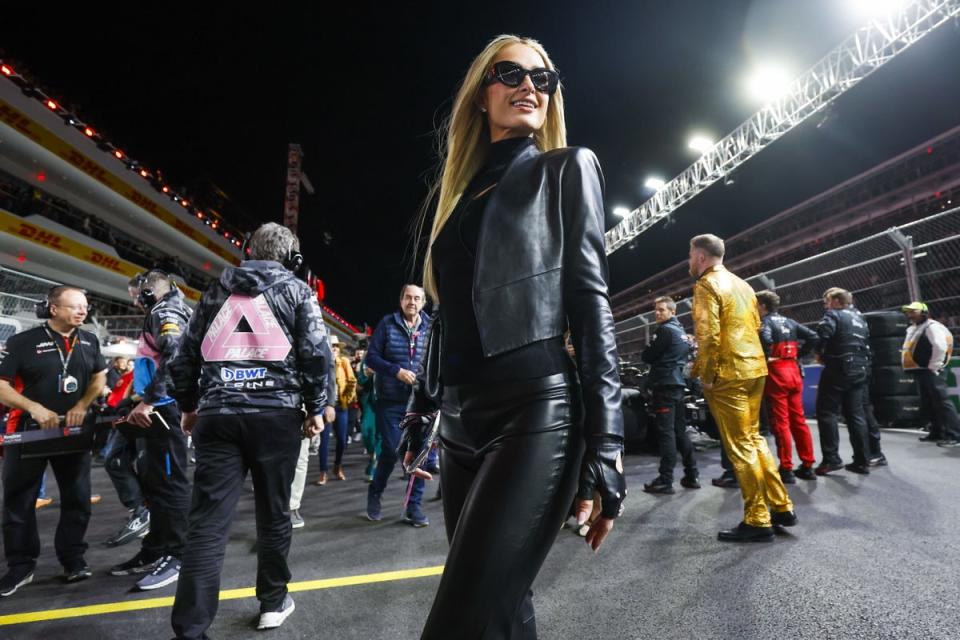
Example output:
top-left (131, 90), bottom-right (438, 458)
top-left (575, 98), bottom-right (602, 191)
top-left (220, 367), bottom-right (268, 382)
top-left (201, 294), bottom-right (292, 362)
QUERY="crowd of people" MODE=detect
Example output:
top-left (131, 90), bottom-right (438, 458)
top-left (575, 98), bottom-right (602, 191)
top-left (0, 33), bottom-right (957, 640)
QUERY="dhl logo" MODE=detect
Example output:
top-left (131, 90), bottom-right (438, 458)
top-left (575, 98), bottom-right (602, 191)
top-left (89, 252), bottom-right (124, 272)
top-left (64, 150), bottom-right (109, 182)
top-left (17, 223), bottom-right (66, 250)
top-left (0, 104), bottom-right (36, 140)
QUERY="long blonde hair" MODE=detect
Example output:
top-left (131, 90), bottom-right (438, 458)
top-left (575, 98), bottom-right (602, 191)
top-left (419, 34), bottom-right (568, 302)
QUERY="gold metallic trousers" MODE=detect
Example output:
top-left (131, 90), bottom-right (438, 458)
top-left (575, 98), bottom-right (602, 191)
top-left (704, 376), bottom-right (793, 527)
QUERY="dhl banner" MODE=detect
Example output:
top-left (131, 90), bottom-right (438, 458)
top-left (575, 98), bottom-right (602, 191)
top-left (0, 99), bottom-right (239, 266)
top-left (1, 208), bottom-right (201, 302)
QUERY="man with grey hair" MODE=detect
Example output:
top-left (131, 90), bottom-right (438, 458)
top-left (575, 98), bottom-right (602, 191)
top-left (169, 222), bottom-right (330, 636)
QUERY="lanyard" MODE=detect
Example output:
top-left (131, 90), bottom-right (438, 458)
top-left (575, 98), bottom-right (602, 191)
top-left (405, 323), bottom-right (420, 360)
top-left (44, 326), bottom-right (78, 378)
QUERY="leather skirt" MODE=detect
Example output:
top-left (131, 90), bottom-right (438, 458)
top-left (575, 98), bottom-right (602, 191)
top-left (421, 373), bottom-right (583, 640)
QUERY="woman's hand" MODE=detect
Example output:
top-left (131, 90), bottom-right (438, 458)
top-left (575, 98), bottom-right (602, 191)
top-left (577, 439), bottom-right (627, 552)
top-left (574, 499), bottom-right (615, 552)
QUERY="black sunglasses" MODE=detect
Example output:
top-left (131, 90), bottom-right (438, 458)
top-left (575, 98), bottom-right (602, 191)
top-left (483, 61), bottom-right (560, 95)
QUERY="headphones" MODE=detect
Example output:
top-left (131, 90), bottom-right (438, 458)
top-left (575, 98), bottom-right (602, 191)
top-left (35, 285), bottom-right (90, 319)
top-left (34, 288), bottom-right (54, 319)
top-left (240, 231), bottom-right (304, 274)
top-left (137, 270), bottom-right (174, 309)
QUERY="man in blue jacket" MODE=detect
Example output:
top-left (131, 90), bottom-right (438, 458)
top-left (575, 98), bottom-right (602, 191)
top-left (365, 284), bottom-right (431, 526)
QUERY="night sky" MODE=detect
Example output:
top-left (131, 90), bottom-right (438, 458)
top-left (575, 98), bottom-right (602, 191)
top-left (3, 1), bottom-right (959, 328)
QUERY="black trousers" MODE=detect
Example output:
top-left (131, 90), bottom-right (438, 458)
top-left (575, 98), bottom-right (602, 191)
top-left (911, 369), bottom-right (960, 440)
top-left (651, 386), bottom-right (697, 482)
top-left (816, 366), bottom-right (870, 466)
top-left (171, 410), bottom-right (303, 640)
top-left (422, 373), bottom-right (582, 640)
top-left (140, 403), bottom-right (191, 561)
top-left (2, 446), bottom-right (91, 573)
top-left (104, 429), bottom-right (145, 510)
top-left (862, 394), bottom-right (884, 457)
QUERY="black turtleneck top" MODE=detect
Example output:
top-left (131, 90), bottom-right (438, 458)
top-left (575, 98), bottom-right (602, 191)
top-left (432, 136), bottom-right (572, 386)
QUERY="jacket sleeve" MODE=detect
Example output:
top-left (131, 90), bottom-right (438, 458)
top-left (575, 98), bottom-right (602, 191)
top-left (365, 319), bottom-right (400, 378)
top-left (169, 290), bottom-right (215, 413)
top-left (141, 304), bottom-right (188, 405)
top-left (692, 279), bottom-right (721, 385)
top-left (815, 311), bottom-right (837, 355)
top-left (641, 324), bottom-right (668, 364)
top-left (796, 321), bottom-right (819, 356)
top-left (758, 317), bottom-right (774, 357)
top-left (342, 358), bottom-right (358, 404)
top-left (560, 148), bottom-right (623, 443)
top-left (293, 290), bottom-right (330, 416)
top-left (928, 323), bottom-right (951, 371)
top-left (326, 358), bottom-right (338, 409)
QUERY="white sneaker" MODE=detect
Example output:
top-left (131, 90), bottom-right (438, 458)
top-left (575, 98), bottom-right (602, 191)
top-left (257, 594), bottom-right (295, 630)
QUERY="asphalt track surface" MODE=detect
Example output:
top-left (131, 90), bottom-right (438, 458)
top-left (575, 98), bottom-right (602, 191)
top-left (1, 423), bottom-right (958, 640)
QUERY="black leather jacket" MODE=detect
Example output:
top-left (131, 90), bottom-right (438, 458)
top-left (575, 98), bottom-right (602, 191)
top-left (412, 145), bottom-right (624, 443)
top-left (816, 306), bottom-right (870, 363)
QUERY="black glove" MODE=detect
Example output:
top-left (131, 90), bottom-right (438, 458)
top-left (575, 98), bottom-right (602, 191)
top-left (577, 438), bottom-right (627, 519)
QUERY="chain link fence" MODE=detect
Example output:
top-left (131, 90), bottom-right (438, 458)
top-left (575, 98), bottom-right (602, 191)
top-left (616, 205), bottom-right (960, 361)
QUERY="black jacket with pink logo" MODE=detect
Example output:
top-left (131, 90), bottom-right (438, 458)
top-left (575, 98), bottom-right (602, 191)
top-left (168, 261), bottom-right (331, 416)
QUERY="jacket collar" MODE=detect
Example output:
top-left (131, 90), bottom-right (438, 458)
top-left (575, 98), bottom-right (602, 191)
top-left (392, 310), bottom-right (428, 331)
top-left (697, 263), bottom-right (726, 281)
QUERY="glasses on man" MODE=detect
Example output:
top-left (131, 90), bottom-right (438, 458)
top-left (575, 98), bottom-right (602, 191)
top-left (483, 61), bottom-right (560, 95)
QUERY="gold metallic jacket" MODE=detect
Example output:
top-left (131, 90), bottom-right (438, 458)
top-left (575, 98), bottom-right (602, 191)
top-left (692, 265), bottom-right (767, 385)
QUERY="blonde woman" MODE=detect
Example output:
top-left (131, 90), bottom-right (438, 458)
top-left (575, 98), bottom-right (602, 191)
top-left (405, 34), bottom-right (626, 638)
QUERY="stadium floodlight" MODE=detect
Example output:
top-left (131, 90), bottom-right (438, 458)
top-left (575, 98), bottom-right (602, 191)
top-left (613, 206), bottom-right (631, 218)
top-left (688, 135), bottom-right (715, 155)
top-left (644, 177), bottom-right (666, 192)
top-left (746, 65), bottom-right (792, 103)
top-left (851, 0), bottom-right (909, 18)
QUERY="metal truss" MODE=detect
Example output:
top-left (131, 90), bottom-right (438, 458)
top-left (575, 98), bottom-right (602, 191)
top-left (605, 0), bottom-right (960, 255)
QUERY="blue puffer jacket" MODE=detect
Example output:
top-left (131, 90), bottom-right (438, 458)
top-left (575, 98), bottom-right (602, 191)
top-left (365, 310), bottom-right (431, 404)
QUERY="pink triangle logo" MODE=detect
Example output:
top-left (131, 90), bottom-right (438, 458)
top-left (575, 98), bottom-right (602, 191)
top-left (201, 294), bottom-right (292, 362)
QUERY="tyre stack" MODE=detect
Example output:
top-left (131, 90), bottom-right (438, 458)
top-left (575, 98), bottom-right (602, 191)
top-left (864, 311), bottom-right (921, 427)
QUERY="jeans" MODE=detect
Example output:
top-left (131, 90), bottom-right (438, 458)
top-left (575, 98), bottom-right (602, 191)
top-left (369, 401), bottom-right (424, 510)
top-left (318, 407), bottom-right (349, 471)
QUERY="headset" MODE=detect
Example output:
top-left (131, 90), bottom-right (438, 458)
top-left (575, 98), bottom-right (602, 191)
top-left (137, 270), bottom-right (175, 310)
top-left (35, 285), bottom-right (90, 319)
top-left (240, 231), bottom-right (304, 274)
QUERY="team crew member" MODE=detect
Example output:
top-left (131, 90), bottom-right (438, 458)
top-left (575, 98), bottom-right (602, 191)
top-left (641, 296), bottom-right (700, 494)
top-left (109, 270), bottom-right (192, 590)
top-left (168, 223), bottom-right (329, 638)
top-left (0, 286), bottom-right (106, 597)
top-left (689, 235), bottom-right (795, 542)
top-left (901, 301), bottom-right (960, 447)
top-left (814, 288), bottom-right (872, 475)
top-left (755, 291), bottom-right (819, 483)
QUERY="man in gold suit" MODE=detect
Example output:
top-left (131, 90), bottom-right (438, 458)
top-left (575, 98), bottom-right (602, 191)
top-left (688, 234), bottom-right (797, 542)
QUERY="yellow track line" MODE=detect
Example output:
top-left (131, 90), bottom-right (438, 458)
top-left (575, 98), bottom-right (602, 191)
top-left (0, 565), bottom-right (444, 626)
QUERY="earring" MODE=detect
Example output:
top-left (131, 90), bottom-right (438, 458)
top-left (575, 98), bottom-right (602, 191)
top-left (480, 107), bottom-right (487, 113)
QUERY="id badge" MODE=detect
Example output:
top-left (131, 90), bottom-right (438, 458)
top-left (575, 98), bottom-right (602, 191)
top-left (60, 375), bottom-right (79, 394)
